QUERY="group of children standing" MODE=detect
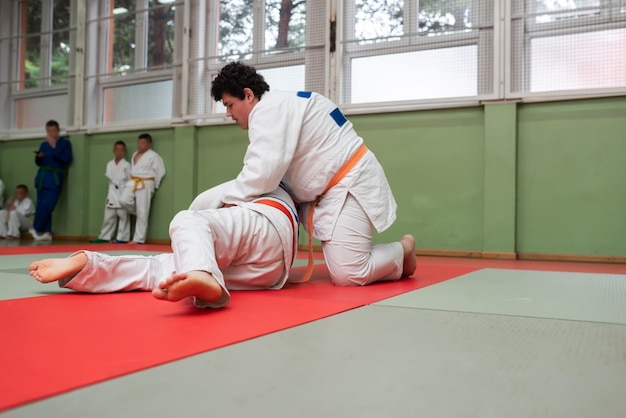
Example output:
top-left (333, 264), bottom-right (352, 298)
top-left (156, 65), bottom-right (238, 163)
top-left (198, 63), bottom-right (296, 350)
top-left (91, 133), bottom-right (166, 244)
top-left (0, 129), bottom-right (166, 244)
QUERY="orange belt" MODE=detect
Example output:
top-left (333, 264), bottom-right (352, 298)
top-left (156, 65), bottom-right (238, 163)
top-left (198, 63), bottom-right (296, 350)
top-left (131, 176), bottom-right (155, 192)
top-left (255, 198), bottom-right (298, 266)
top-left (296, 144), bottom-right (368, 283)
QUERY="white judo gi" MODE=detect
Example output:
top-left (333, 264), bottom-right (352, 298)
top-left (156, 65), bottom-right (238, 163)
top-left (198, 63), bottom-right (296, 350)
top-left (120, 149), bottom-right (166, 243)
top-left (58, 183), bottom-right (298, 308)
top-left (221, 90), bottom-right (403, 286)
top-left (97, 158), bottom-right (131, 242)
top-left (0, 197), bottom-right (35, 238)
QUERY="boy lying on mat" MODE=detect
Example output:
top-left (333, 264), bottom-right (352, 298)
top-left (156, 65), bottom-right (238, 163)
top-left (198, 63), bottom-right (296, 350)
top-left (29, 182), bottom-right (298, 309)
top-left (29, 180), bottom-right (416, 308)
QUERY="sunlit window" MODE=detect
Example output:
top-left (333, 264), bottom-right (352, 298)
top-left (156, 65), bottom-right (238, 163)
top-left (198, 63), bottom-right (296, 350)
top-left (17, 0), bottom-right (71, 90)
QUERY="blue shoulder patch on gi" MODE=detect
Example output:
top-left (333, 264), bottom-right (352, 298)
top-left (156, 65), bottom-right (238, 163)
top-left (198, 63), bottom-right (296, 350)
top-left (297, 91), bottom-right (312, 98)
top-left (330, 107), bottom-right (347, 128)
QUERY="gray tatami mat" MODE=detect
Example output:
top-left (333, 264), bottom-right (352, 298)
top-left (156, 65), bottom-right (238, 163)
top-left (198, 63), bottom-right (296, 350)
top-left (3, 305), bottom-right (625, 418)
top-left (377, 268), bottom-right (626, 324)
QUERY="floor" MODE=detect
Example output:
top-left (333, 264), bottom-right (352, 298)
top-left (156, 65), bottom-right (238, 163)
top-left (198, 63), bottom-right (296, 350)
top-left (1, 242), bottom-right (625, 418)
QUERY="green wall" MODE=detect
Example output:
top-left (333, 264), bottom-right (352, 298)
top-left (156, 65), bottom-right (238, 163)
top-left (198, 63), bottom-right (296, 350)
top-left (0, 96), bottom-right (624, 257)
top-left (517, 97), bottom-right (626, 256)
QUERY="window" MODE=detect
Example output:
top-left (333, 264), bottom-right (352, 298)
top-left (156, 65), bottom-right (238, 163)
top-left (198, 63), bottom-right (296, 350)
top-left (17, 0), bottom-right (72, 90)
top-left (188, 0), bottom-right (322, 118)
top-left (510, 0), bottom-right (626, 95)
top-left (6, 0), bottom-right (73, 130)
top-left (216, 0), bottom-right (306, 61)
top-left (104, 0), bottom-right (175, 76)
top-left (341, 0), bottom-right (494, 106)
top-left (83, 0), bottom-right (179, 125)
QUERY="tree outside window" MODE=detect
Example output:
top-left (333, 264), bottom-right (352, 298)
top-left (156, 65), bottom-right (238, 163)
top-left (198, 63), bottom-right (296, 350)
top-left (217, 0), bottom-right (306, 61)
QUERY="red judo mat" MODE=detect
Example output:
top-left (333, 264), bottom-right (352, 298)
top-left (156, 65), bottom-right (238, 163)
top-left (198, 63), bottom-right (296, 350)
top-left (0, 261), bottom-right (479, 412)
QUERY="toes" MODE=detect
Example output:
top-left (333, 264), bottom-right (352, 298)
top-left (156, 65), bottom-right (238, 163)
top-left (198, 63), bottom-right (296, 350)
top-left (172, 273), bottom-right (188, 282)
top-left (152, 288), bottom-right (168, 300)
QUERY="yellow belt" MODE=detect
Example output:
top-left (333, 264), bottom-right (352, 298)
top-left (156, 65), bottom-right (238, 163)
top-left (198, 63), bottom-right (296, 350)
top-left (296, 144), bottom-right (368, 283)
top-left (131, 176), bottom-right (155, 192)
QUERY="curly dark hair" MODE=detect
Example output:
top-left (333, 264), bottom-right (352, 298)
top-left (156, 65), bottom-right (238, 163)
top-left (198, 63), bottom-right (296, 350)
top-left (211, 62), bottom-right (270, 102)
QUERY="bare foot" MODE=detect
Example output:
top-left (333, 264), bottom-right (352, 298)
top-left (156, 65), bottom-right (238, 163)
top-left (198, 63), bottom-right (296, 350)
top-left (29, 252), bottom-right (88, 283)
top-left (152, 270), bottom-right (223, 303)
top-left (400, 234), bottom-right (417, 278)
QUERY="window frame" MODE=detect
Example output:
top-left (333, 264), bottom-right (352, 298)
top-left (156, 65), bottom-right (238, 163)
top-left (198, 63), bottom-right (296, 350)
top-left (85, 0), bottom-right (182, 127)
top-left (11, 0), bottom-right (74, 95)
top-left (338, 0), bottom-right (497, 110)
top-left (190, 0), bottom-right (324, 121)
top-left (506, 0), bottom-right (626, 99)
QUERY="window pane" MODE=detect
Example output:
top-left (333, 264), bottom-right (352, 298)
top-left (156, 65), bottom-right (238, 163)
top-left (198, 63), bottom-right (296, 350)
top-left (212, 65), bottom-right (304, 114)
top-left (22, 0), bottom-right (41, 33)
top-left (51, 31), bottom-right (70, 85)
top-left (23, 35), bottom-right (41, 89)
top-left (53, 0), bottom-right (71, 31)
top-left (350, 46), bottom-right (477, 103)
top-left (259, 65), bottom-right (305, 90)
top-left (111, 0), bottom-right (137, 74)
top-left (264, 0), bottom-right (306, 53)
top-left (148, 2), bottom-right (176, 67)
top-left (16, 95), bottom-right (68, 129)
top-left (18, 1), bottom-right (42, 90)
top-left (219, 0), bottom-right (254, 60)
top-left (418, 0), bottom-right (474, 35)
top-left (532, 0), bottom-right (601, 24)
top-left (354, 0), bottom-right (404, 44)
top-left (529, 28), bottom-right (626, 92)
top-left (103, 80), bottom-right (173, 123)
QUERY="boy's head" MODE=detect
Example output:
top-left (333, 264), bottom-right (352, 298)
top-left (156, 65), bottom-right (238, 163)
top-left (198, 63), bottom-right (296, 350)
top-left (45, 120), bottom-right (60, 140)
top-left (113, 140), bottom-right (127, 159)
top-left (137, 133), bottom-right (152, 153)
top-left (15, 184), bottom-right (28, 200)
top-left (211, 63), bottom-right (270, 130)
top-left (210, 62), bottom-right (270, 103)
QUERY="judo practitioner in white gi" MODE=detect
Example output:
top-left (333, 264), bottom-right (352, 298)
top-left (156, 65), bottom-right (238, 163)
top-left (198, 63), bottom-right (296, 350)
top-left (91, 141), bottom-right (131, 243)
top-left (0, 184), bottom-right (36, 240)
top-left (0, 178), bottom-right (4, 208)
top-left (207, 62), bottom-right (416, 286)
top-left (119, 133), bottom-right (166, 244)
top-left (28, 182), bottom-right (299, 309)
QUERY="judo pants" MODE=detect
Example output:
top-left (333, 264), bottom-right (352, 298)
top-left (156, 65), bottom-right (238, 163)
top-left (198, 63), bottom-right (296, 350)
top-left (0, 210), bottom-right (32, 238)
top-left (322, 194), bottom-right (404, 286)
top-left (33, 187), bottom-right (61, 233)
top-left (97, 206), bottom-right (130, 242)
top-left (120, 181), bottom-right (154, 243)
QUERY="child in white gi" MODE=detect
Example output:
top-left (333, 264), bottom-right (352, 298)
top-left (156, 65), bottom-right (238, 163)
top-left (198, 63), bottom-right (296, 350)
top-left (91, 141), bottom-right (131, 243)
top-left (0, 184), bottom-right (36, 240)
top-left (0, 177), bottom-right (4, 208)
top-left (28, 182), bottom-right (299, 309)
top-left (208, 62), bottom-right (417, 286)
top-left (119, 133), bottom-right (166, 244)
